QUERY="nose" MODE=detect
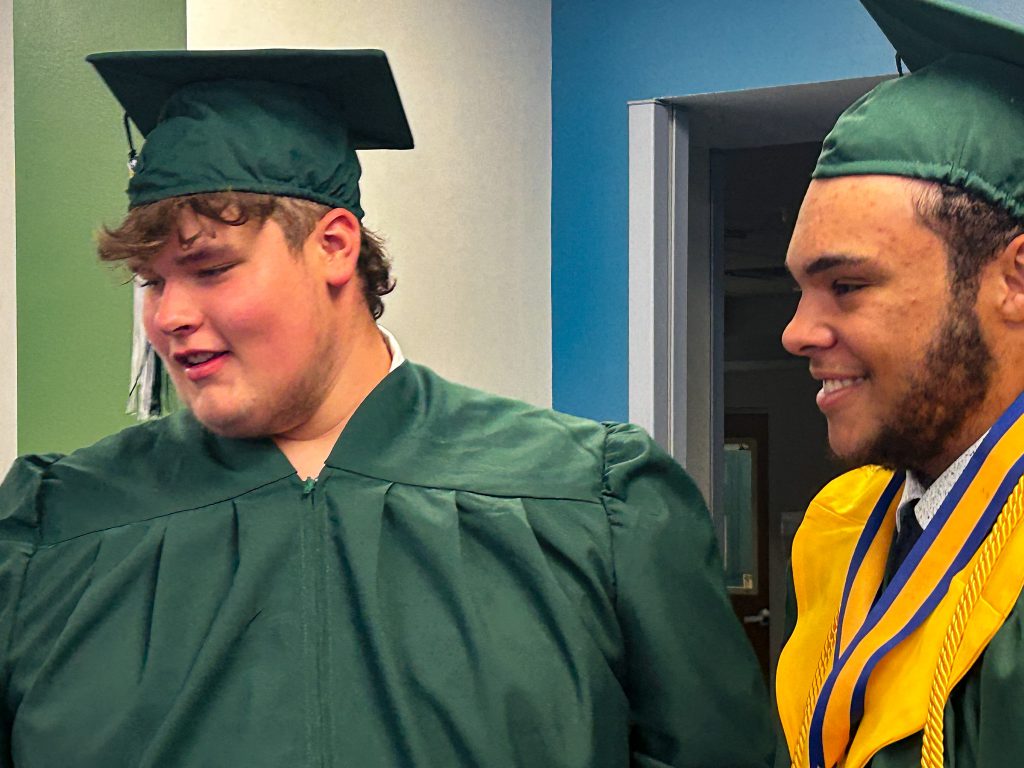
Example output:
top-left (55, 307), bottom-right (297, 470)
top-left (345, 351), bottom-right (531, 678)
top-left (781, 292), bottom-right (836, 356)
top-left (149, 281), bottom-right (202, 337)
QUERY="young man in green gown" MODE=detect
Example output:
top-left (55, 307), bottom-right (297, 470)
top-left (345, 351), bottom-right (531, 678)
top-left (0, 50), bottom-right (772, 766)
top-left (777, 1), bottom-right (1024, 766)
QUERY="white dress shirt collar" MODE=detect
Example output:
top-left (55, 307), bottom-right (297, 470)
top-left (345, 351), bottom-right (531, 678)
top-left (899, 431), bottom-right (988, 531)
top-left (378, 325), bottom-right (406, 373)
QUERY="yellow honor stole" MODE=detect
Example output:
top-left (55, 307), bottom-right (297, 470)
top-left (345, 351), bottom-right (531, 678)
top-left (777, 398), bottom-right (1024, 768)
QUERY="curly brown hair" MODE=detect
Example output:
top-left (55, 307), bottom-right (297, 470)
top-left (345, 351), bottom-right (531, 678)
top-left (97, 191), bottom-right (395, 319)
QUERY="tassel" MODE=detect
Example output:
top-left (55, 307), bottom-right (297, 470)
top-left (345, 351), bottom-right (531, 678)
top-left (126, 282), bottom-right (163, 419)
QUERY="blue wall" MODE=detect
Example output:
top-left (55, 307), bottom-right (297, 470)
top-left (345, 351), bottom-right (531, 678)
top-left (550, 0), bottom-right (1024, 421)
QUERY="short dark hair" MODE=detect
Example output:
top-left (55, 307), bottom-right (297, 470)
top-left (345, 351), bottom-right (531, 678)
top-left (915, 183), bottom-right (1024, 300)
top-left (97, 191), bottom-right (396, 319)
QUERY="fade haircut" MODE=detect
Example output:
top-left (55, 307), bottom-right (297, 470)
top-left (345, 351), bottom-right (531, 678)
top-left (97, 191), bottom-right (395, 319)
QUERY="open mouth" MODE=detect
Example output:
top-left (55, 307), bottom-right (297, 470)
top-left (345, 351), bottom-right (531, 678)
top-left (816, 375), bottom-right (868, 411)
top-left (820, 377), bottom-right (866, 395)
top-left (172, 350), bottom-right (230, 382)
top-left (175, 351), bottom-right (228, 368)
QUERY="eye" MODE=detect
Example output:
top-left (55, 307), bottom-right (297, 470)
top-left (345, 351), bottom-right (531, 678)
top-left (135, 274), bottom-right (163, 290)
top-left (832, 281), bottom-right (866, 297)
top-left (197, 263), bottom-right (236, 279)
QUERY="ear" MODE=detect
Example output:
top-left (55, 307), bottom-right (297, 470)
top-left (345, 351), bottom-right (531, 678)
top-left (309, 208), bottom-right (361, 288)
top-left (995, 233), bottom-right (1024, 323)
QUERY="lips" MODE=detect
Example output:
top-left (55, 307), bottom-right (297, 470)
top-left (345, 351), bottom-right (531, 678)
top-left (820, 377), bottom-right (866, 395)
top-left (173, 349), bottom-right (226, 366)
top-left (172, 349), bottom-right (229, 382)
top-left (180, 352), bottom-right (220, 366)
top-left (814, 374), bottom-right (867, 410)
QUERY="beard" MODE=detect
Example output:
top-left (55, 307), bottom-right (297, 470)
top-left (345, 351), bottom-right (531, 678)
top-left (842, 292), bottom-right (994, 478)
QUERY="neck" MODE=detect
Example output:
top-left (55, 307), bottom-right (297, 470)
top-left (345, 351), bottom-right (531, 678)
top-left (273, 317), bottom-right (392, 478)
top-left (917, 387), bottom-right (1021, 482)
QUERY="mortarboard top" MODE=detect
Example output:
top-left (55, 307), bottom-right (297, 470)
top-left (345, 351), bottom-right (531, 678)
top-left (87, 49), bottom-right (415, 218)
top-left (813, 0), bottom-right (1024, 220)
top-left (860, 0), bottom-right (1024, 71)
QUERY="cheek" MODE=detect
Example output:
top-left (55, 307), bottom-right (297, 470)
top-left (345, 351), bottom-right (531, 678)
top-left (843, 299), bottom-right (930, 361)
top-left (212, 279), bottom-right (287, 336)
top-left (221, 287), bottom-right (320, 357)
top-left (219, 302), bottom-right (272, 334)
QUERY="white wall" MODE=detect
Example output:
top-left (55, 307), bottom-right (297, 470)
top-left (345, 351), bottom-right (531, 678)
top-left (0, 0), bottom-right (16, 473)
top-left (187, 0), bottom-right (552, 407)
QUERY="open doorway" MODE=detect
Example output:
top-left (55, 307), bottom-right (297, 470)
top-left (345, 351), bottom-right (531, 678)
top-left (720, 142), bottom-right (838, 681)
top-left (627, 74), bottom-right (891, 688)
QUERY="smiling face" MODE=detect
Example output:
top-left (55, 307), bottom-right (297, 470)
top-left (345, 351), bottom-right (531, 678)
top-left (783, 175), bottom-right (994, 478)
top-left (138, 210), bottom-right (343, 438)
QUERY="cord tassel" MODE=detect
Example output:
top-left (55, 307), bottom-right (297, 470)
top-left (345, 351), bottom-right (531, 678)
top-left (126, 282), bottom-right (162, 419)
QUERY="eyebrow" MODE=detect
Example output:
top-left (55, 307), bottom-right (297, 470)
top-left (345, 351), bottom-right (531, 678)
top-left (173, 245), bottom-right (234, 267)
top-left (790, 254), bottom-right (871, 278)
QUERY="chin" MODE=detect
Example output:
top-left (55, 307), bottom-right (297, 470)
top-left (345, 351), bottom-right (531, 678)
top-left (826, 426), bottom-right (856, 459)
top-left (826, 428), bottom-right (873, 468)
top-left (189, 405), bottom-right (264, 439)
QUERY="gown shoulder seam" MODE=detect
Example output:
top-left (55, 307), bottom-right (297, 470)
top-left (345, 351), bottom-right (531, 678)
top-left (35, 472), bottom-right (296, 548)
top-left (325, 464), bottom-right (604, 504)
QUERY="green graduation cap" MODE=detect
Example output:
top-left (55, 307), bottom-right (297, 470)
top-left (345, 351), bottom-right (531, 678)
top-left (87, 48), bottom-right (415, 219)
top-left (814, 0), bottom-right (1024, 219)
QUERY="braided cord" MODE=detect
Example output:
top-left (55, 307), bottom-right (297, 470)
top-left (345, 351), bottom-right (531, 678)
top-left (792, 614), bottom-right (839, 768)
top-left (920, 475), bottom-right (1024, 768)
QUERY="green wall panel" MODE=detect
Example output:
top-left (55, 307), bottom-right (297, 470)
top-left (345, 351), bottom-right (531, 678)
top-left (15, 0), bottom-right (185, 454)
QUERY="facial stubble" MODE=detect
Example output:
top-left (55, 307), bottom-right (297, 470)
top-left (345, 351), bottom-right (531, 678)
top-left (176, 305), bottom-right (343, 440)
top-left (845, 291), bottom-right (994, 478)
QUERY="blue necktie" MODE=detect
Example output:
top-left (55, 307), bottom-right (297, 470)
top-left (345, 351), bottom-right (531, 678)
top-left (885, 499), bottom-right (923, 584)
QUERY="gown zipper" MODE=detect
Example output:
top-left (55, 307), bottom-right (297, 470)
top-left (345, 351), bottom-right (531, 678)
top-left (300, 475), bottom-right (329, 765)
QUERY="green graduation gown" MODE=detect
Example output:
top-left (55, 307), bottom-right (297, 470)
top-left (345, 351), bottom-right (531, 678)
top-left (0, 362), bottom-right (772, 767)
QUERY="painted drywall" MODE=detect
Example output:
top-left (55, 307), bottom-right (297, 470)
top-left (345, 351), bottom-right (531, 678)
top-left (187, 0), bottom-right (552, 408)
top-left (0, 0), bottom-right (14, 473)
top-left (14, 0), bottom-right (186, 455)
top-left (551, 0), bottom-right (1024, 421)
